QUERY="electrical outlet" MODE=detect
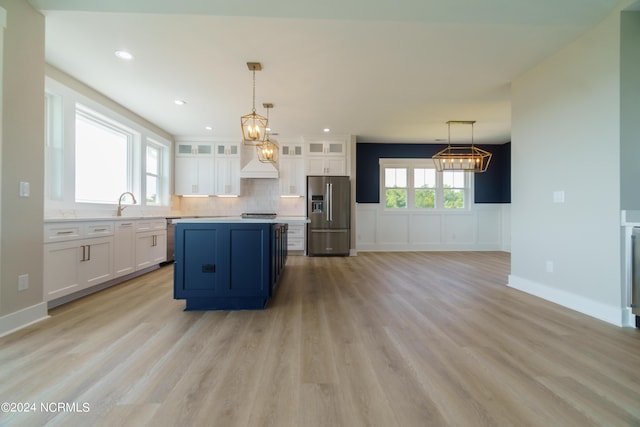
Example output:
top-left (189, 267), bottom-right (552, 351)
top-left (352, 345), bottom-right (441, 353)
top-left (18, 274), bottom-right (29, 291)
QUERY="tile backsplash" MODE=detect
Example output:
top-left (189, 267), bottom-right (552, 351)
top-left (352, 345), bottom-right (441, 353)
top-left (179, 178), bottom-right (305, 217)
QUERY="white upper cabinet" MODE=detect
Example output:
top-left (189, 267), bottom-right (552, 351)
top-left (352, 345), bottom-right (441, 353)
top-left (214, 142), bottom-right (241, 196)
top-left (305, 139), bottom-right (347, 176)
top-left (175, 142), bottom-right (215, 195)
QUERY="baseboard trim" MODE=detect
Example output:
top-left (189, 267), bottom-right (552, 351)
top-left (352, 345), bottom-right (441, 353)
top-left (508, 274), bottom-right (623, 327)
top-left (0, 303), bottom-right (49, 338)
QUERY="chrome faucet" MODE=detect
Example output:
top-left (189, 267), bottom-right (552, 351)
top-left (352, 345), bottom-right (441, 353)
top-left (117, 192), bottom-right (137, 216)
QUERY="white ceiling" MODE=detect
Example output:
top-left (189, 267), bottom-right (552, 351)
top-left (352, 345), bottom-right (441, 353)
top-left (30, 0), bottom-right (624, 143)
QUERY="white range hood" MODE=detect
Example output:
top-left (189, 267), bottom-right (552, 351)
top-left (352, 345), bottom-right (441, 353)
top-left (240, 149), bottom-right (279, 179)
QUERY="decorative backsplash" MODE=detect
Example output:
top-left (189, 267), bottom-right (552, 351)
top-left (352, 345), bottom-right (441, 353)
top-left (179, 178), bottom-right (305, 217)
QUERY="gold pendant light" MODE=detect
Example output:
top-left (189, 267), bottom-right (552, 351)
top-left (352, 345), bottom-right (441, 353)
top-left (433, 120), bottom-right (492, 173)
top-left (240, 62), bottom-right (268, 146)
top-left (257, 103), bottom-right (279, 163)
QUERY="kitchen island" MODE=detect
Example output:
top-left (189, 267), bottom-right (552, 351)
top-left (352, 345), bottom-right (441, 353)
top-left (173, 217), bottom-right (304, 310)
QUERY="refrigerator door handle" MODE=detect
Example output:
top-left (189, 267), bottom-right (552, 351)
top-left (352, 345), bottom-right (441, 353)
top-left (329, 183), bottom-right (333, 222)
top-left (326, 183), bottom-right (331, 222)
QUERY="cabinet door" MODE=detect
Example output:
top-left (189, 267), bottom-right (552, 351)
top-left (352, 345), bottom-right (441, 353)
top-left (44, 241), bottom-right (82, 301)
top-left (151, 231), bottom-right (167, 264)
top-left (305, 158), bottom-right (326, 176)
top-left (281, 144), bottom-right (303, 157)
top-left (114, 221), bottom-right (136, 278)
top-left (175, 156), bottom-right (214, 195)
top-left (228, 225), bottom-right (270, 296)
top-left (280, 158), bottom-right (305, 196)
top-left (308, 142), bottom-right (325, 155)
top-left (82, 236), bottom-right (114, 287)
top-left (175, 225), bottom-right (224, 298)
top-left (215, 157), bottom-right (241, 195)
top-left (175, 156), bottom-right (199, 195)
top-left (325, 158), bottom-right (346, 175)
top-left (326, 141), bottom-right (345, 155)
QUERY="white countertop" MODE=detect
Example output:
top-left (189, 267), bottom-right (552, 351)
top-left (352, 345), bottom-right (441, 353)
top-left (44, 216), bottom-right (171, 223)
top-left (173, 216), bottom-right (309, 224)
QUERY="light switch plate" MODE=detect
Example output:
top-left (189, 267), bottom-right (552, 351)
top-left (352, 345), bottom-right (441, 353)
top-left (553, 190), bottom-right (565, 203)
top-left (19, 181), bottom-right (30, 197)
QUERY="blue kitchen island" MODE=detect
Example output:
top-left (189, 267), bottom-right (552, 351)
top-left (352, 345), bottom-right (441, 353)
top-left (173, 218), bottom-right (293, 310)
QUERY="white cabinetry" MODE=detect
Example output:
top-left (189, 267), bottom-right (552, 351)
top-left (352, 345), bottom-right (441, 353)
top-left (43, 222), bottom-right (114, 301)
top-left (175, 142), bottom-right (214, 195)
top-left (214, 143), bottom-right (241, 196)
top-left (135, 219), bottom-right (167, 270)
top-left (114, 220), bottom-right (136, 278)
top-left (287, 224), bottom-right (305, 253)
top-left (306, 140), bottom-right (346, 175)
top-left (279, 143), bottom-right (305, 196)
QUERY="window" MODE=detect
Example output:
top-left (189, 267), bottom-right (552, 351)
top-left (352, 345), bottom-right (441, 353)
top-left (414, 168), bottom-right (436, 208)
top-left (381, 159), bottom-right (470, 209)
top-left (384, 167), bottom-right (407, 208)
top-left (145, 141), bottom-right (161, 205)
top-left (44, 92), bottom-right (64, 201)
top-left (74, 106), bottom-right (135, 204)
top-left (443, 170), bottom-right (465, 209)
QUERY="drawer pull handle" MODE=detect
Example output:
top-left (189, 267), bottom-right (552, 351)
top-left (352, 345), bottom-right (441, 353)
top-left (56, 231), bottom-right (75, 235)
top-left (93, 228), bottom-right (107, 232)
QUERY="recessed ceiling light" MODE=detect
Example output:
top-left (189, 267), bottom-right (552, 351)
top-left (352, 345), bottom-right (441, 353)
top-left (205, 126), bottom-right (213, 131)
top-left (174, 99), bottom-right (187, 106)
top-left (114, 50), bottom-right (134, 61)
top-left (323, 128), bottom-right (331, 133)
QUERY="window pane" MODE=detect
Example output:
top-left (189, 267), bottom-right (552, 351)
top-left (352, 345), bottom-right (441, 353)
top-left (443, 170), bottom-right (465, 188)
top-left (385, 168), bottom-right (407, 188)
top-left (75, 113), bottom-right (129, 203)
top-left (146, 175), bottom-right (158, 204)
top-left (414, 168), bottom-right (435, 188)
top-left (444, 189), bottom-right (464, 208)
top-left (415, 189), bottom-right (435, 208)
top-left (146, 145), bottom-right (159, 175)
top-left (385, 189), bottom-right (407, 208)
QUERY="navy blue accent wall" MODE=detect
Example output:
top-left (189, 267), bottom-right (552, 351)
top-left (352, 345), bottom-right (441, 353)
top-left (355, 142), bottom-right (511, 203)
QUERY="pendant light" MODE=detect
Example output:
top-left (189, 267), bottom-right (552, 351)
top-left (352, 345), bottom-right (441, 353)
top-left (240, 62), bottom-right (268, 146)
top-left (257, 103), bottom-right (279, 163)
top-left (432, 120), bottom-right (492, 173)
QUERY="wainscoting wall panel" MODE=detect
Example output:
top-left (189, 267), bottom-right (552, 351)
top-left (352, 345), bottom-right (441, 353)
top-left (357, 203), bottom-right (509, 252)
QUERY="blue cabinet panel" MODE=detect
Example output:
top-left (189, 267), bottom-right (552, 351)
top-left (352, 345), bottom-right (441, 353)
top-left (229, 227), bottom-right (269, 295)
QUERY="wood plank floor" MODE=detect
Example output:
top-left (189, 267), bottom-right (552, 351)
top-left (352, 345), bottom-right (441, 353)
top-left (1, 252), bottom-right (640, 426)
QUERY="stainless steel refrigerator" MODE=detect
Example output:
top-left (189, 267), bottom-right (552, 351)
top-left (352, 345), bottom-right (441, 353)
top-left (307, 176), bottom-right (350, 256)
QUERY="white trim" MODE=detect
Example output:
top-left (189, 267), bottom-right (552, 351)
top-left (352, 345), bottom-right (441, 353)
top-left (507, 274), bottom-right (625, 327)
top-left (0, 303), bottom-right (49, 338)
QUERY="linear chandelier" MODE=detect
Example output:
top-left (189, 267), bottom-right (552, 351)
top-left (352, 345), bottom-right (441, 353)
top-left (432, 120), bottom-right (492, 173)
top-left (240, 62), bottom-right (268, 146)
top-left (257, 103), bottom-right (279, 163)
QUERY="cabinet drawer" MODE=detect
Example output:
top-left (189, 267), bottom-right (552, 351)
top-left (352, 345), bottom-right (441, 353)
top-left (287, 225), bottom-right (305, 238)
top-left (84, 222), bottom-right (114, 237)
top-left (136, 219), bottom-right (167, 232)
top-left (44, 223), bottom-right (82, 243)
top-left (288, 238), bottom-right (304, 250)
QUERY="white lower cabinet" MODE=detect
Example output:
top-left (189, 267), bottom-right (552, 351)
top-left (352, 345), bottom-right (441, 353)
top-left (114, 221), bottom-right (136, 278)
top-left (136, 230), bottom-right (167, 270)
top-left (135, 219), bottom-right (167, 270)
top-left (44, 235), bottom-right (114, 301)
top-left (285, 223), bottom-right (305, 253)
top-left (44, 218), bottom-right (166, 303)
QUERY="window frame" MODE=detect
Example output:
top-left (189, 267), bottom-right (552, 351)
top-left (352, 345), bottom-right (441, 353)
top-left (379, 158), bottom-right (472, 211)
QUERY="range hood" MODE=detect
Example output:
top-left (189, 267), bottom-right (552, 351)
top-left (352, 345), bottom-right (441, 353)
top-left (240, 150), bottom-right (279, 179)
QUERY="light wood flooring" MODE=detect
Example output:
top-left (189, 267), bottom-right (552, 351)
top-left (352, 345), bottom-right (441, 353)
top-left (1, 252), bottom-right (640, 426)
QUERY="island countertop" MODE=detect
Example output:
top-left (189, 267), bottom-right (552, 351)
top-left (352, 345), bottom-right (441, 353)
top-left (172, 216), bottom-right (309, 224)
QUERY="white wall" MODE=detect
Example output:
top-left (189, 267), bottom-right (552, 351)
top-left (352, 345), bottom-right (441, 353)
top-left (509, 4), bottom-right (625, 325)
